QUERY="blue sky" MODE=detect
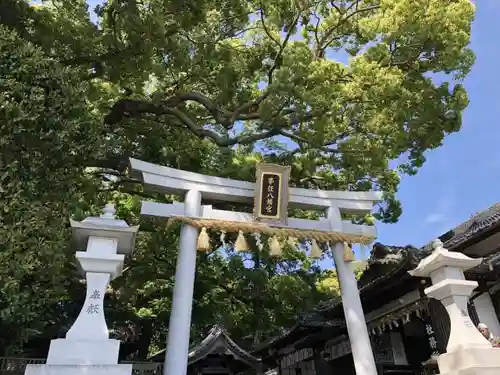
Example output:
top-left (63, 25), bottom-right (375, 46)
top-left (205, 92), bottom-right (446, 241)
top-left (43, 0), bottom-right (498, 252)
top-left (376, 0), bottom-right (500, 248)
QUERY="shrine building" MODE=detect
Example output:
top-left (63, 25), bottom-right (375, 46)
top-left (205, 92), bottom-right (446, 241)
top-left (251, 203), bottom-right (500, 375)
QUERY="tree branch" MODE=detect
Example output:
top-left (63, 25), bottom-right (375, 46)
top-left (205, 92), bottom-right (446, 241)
top-left (99, 186), bottom-right (157, 199)
top-left (164, 92), bottom-right (232, 127)
top-left (384, 38), bottom-right (433, 70)
top-left (316, 4), bottom-right (379, 58)
top-left (267, 12), bottom-right (301, 84)
top-left (279, 129), bottom-right (341, 153)
top-left (259, 5), bottom-right (280, 47)
top-left (87, 170), bottom-right (142, 184)
top-left (104, 98), bottom-right (282, 146)
top-left (86, 156), bottom-right (130, 172)
top-left (58, 49), bottom-right (128, 66)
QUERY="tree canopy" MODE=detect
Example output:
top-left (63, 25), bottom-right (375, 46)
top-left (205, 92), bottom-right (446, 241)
top-left (0, 0), bottom-right (474, 357)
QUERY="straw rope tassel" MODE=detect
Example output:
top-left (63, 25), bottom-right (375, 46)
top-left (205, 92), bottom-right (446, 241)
top-left (197, 227), bottom-right (211, 252)
top-left (286, 236), bottom-right (298, 251)
top-left (310, 239), bottom-right (322, 259)
top-left (269, 235), bottom-right (282, 257)
top-left (166, 216), bottom-right (376, 245)
top-left (234, 230), bottom-right (249, 252)
top-left (343, 242), bottom-right (355, 262)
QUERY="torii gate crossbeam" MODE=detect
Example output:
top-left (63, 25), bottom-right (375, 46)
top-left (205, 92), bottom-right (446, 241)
top-left (130, 158), bottom-right (381, 375)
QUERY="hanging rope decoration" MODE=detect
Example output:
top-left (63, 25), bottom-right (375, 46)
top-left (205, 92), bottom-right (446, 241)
top-left (196, 227), bottom-right (211, 252)
top-left (234, 230), bottom-right (249, 252)
top-left (310, 239), bottom-right (322, 259)
top-left (367, 299), bottom-right (428, 336)
top-left (167, 216), bottom-right (375, 259)
top-left (269, 235), bottom-right (282, 256)
top-left (287, 236), bottom-right (299, 252)
top-left (343, 243), bottom-right (355, 263)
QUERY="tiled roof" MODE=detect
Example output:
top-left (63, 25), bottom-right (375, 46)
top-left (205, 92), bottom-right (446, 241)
top-left (254, 243), bottom-right (426, 352)
top-left (187, 325), bottom-right (261, 367)
top-left (252, 318), bottom-right (344, 356)
top-left (256, 203), bottom-right (500, 356)
top-left (313, 243), bottom-right (426, 313)
top-left (444, 204), bottom-right (500, 250)
top-left (467, 250), bottom-right (500, 275)
top-left (251, 323), bottom-right (309, 354)
top-left (420, 202), bottom-right (500, 252)
top-left (297, 312), bottom-right (345, 328)
top-left (453, 203), bottom-right (500, 235)
top-left (150, 325), bottom-right (261, 369)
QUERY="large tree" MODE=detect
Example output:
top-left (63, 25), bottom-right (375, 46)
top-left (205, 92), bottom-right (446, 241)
top-left (0, 0), bottom-right (474, 356)
top-left (5, 0), bottom-right (475, 222)
top-left (0, 23), bottom-right (100, 353)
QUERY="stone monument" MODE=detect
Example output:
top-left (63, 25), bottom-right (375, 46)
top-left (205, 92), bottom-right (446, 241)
top-left (409, 239), bottom-right (500, 375)
top-left (25, 203), bottom-right (139, 375)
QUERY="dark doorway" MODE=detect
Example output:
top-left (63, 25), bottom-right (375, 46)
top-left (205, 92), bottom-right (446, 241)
top-left (328, 354), bottom-right (355, 375)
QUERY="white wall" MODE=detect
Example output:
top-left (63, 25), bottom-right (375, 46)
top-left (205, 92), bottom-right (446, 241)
top-left (474, 292), bottom-right (500, 337)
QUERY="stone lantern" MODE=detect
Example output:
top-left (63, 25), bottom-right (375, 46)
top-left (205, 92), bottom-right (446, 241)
top-left (409, 239), bottom-right (500, 375)
top-left (25, 203), bottom-right (139, 375)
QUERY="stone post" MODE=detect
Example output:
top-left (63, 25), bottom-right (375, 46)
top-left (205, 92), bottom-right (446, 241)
top-left (409, 239), bottom-right (500, 375)
top-left (25, 203), bottom-right (139, 375)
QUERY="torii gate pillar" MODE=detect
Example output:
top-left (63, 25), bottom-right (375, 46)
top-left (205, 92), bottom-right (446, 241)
top-left (328, 207), bottom-right (378, 375)
top-left (130, 158), bottom-right (380, 375)
top-left (164, 190), bottom-right (202, 375)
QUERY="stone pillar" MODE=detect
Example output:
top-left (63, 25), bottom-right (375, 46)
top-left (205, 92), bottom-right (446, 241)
top-left (473, 293), bottom-right (500, 337)
top-left (327, 207), bottom-right (378, 375)
top-left (25, 203), bottom-right (139, 375)
top-left (164, 190), bottom-right (202, 375)
top-left (409, 239), bottom-right (500, 375)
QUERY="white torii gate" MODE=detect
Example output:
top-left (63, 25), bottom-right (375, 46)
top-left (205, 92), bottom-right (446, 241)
top-left (130, 158), bottom-right (382, 375)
